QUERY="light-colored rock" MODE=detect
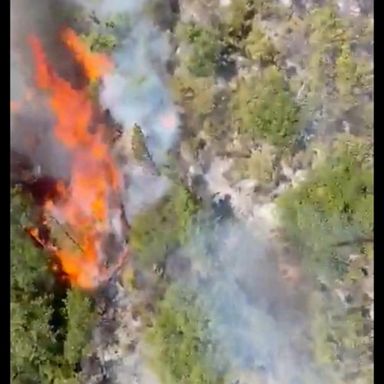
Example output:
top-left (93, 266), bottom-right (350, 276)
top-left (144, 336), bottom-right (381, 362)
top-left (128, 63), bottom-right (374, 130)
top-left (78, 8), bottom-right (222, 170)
top-left (220, 0), bottom-right (231, 6)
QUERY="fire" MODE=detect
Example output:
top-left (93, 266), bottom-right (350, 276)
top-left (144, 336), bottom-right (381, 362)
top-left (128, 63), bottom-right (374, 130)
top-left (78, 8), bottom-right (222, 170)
top-left (27, 29), bottom-right (125, 290)
top-left (61, 28), bottom-right (113, 82)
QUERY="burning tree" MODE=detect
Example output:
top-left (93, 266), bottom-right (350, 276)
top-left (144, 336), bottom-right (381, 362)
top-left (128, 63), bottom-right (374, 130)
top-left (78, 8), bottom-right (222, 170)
top-left (11, 29), bottom-right (130, 290)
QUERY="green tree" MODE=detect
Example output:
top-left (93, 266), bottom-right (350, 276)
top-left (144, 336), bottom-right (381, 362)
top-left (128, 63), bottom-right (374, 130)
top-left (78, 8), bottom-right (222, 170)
top-left (147, 285), bottom-right (224, 384)
top-left (63, 289), bottom-right (95, 368)
top-left (131, 124), bottom-right (152, 163)
top-left (176, 23), bottom-right (221, 77)
top-left (277, 135), bottom-right (373, 279)
top-left (11, 189), bottom-right (58, 383)
top-left (231, 66), bottom-right (300, 147)
top-left (130, 185), bottom-right (199, 267)
top-left (11, 189), bottom-right (96, 384)
top-left (244, 23), bottom-right (278, 65)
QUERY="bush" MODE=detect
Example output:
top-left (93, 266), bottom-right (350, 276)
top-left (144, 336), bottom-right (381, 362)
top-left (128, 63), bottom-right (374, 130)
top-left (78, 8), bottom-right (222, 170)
top-left (176, 23), bottom-right (221, 77)
top-left (11, 189), bottom-right (96, 383)
top-left (63, 289), bottom-right (95, 367)
top-left (246, 144), bottom-right (275, 183)
top-left (277, 135), bottom-right (373, 279)
top-left (231, 66), bottom-right (300, 147)
top-left (306, 5), bottom-right (350, 98)
top-left (170, 67), bottom-right (215, 114)
top-left (81, 32), bottom-right (117, 54)
top-left (130, 185), bottom-right (199, 268)
top-left (146, 285), bottom-right (224, 384)
top-left (309, 290), bottom-right (373, 383)
top-left (244, 23), bottom-right (278, 65)
top-left (335, 43), bottom-right (372, 106)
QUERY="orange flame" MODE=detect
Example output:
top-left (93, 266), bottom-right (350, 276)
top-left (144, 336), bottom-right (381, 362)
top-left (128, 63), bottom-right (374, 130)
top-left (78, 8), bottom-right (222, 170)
top-left (28, 30), bottom-right (124, 290)
top-left (61, 28), bottom-right (113, 82)
top-left (26, 227), bottom-right (46, 248)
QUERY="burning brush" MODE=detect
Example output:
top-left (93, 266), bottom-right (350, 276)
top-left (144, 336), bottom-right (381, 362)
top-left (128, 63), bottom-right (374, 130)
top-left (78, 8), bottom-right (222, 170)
top-left (13, 28), bottom-right (130, 290)
top-left (25, 202), bottom-right (129, 290)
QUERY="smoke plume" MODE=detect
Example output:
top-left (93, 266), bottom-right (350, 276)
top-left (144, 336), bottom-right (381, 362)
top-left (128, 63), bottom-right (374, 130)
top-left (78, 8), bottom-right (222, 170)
top-left (11, 0), bottom-right (85, 180)
top-left (74, 0), bottom-right (180, 220)
top-left (167, 218), bottom-right (338, 384)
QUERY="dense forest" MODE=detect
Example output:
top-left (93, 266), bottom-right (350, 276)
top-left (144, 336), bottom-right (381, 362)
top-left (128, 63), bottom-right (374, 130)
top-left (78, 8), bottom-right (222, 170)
top-left (11, 0), bottom-right (373, 383)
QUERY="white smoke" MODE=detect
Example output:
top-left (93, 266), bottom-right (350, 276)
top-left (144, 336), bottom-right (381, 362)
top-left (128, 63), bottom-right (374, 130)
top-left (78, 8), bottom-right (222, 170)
top-left (166, 219), bottom-right (338, 384)
top-left (121, 164), bottom-right (170, 221)
top-left (71, 0), bottom-right (179, 163)
top-left (73, 0), bottom-right (180, 221)
top-left (100, 19), bottom-right (179, 165)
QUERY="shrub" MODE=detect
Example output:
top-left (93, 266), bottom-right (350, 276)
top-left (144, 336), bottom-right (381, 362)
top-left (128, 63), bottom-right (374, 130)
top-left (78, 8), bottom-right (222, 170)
top-left (63, 289), bottom-right (95, 367)
top-left (246, 144), bottom-right (275, 183)
top-left (277, 135), bottom-right (373, 279)
top-left (244, 23), bottom-right (278, 65)
top-left (81, 32), bottom-right (117, 53)
top-left (11, 189), bottom-right (96, 383)
top-left (146, 285), bottom-right (224, 384)
top-left (306, 5), bottom-right (350, 98)
top-left (309, 290), bottom-right (373, 383)
top-left (130, 185), bottom-right (199, 267)
top-left (170, 67), bottom-right (215, 117)
top-left (176, 23), bottom-right (221, 77)
top-left (231, 66), bottom-right (300, 147)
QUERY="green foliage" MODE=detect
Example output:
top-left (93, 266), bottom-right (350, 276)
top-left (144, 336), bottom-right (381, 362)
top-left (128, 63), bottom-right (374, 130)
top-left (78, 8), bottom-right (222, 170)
top-left (220, 0), bottom-right (281, 38)
top-left (81, 32), bottom-right (117, 53)
top-left (176, 23), bottom-right (221, 77)
top-left (231, 66), bottom-right (300, 147)
top-left (244, 23), bottom-right (278, 64)
top-left (309, 290), bottom-right (373, 383)
top-left (335, 43), bottom-right (372, 105)
top-left (306, 6), bottom-right (347, 93)
top-left (297, 4), bottom-right (373, 129)
top-left (131, 124), bottom-right (152, 162)
top-left (170, 67), bottom-right (215, 119)
top-left (11, 191), bottom-right (53, 296)
top-left (63, 289), bottom-right (95, 367)
top-left (308, 6), bottom-right (347, 46)
top-left (277, 135), bottom-right (373, 279)
top-left (335, 43), bottom-right (358, 100)
top-left (305, 5), bottom-right (365, 106)
top-left (246, 145), bottom-right (275, 182)
top-left (130, 185), bottom-right (199, 267)
top-left (11, 191), bottom-right (61, 383)
top-left (219, 0), bottom-right (255, 47)
top-left (147, 285), bottom-right (224, 384)
top-left (11, 189), bottom-right (96, 384)
top-left (224, 144), bottom-right (275, 185)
